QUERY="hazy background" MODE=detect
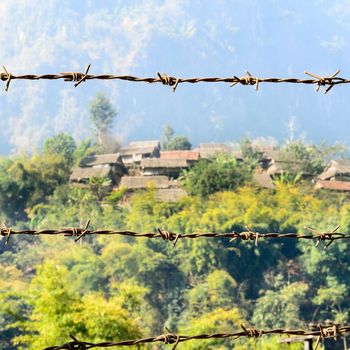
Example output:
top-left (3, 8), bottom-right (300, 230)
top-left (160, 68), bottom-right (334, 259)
top-left (0, 0), bottom-right (349, 154)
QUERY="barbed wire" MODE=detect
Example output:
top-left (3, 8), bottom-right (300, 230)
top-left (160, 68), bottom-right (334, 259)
top-left (43, 323), bottom-right (349, 350)
top-left (0, 65), bottom-right (347, 93)
top-left (1, 221), bottom-right (348, 249)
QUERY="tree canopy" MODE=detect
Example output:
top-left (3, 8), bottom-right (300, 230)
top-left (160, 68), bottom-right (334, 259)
top-left (162, 125), bottom-right (192, 150)
top-left (1, 134), bottom-right (350, 349)
top-left (89, 92), bottom-right (117, 146)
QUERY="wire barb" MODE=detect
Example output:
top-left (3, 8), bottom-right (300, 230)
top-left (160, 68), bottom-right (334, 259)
top-left (2, 66), bottom-right (12, 91)
top-left (241, 324), bottom-right (262, 338)
top-left (230, 226), bottom-right (260, 246)
top-left (161, 327), bottom-right (180, 349)
top-left (304, 225), bottom-right (343, 249)
top-left (75, 64), bottom-right (91, 87)
top-left (231, 71), bottom-right (260, 90)
top-left (74, 220), bottom-right (91, 242)
top-left (1, 222), bottom-right (12, 244)
top-left (157, 72), bottom-right (180, 92)
top-left (157, 227), bottom-right (180, 245)
top-left (304, 70), bottom-right (341, 94)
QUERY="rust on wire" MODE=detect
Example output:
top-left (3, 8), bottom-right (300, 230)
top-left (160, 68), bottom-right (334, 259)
top-left (1, 222), bottom-right (350, 249)
top-left (1, 65), bottom-right (349, 93)
top-left (43, 324), bottom-right (350, 350)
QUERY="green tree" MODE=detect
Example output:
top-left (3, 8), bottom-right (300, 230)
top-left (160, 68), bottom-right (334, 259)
top-left (0, 265), bottom-right (28, 350)
top-left (89, 92), bottom-right (117, 146)
top-left (252, 277), bottom-right (309, 328)
top-left (162, 124), bottom-right (175, 148)
top-left (88, 176), bottom-right (112, 201)
top-left (0, 158), bottom-right (46, 222)
top-left (280, 140), bottom-right (344, 177)
top-left (166, 136), bottom-right (192, 150)
top-left (162, 125), bottom-right (191, 150)
top-left (182, 155), bottom-right (250, 197)
top-left (43, 133), bottom-right (76, 167)
top-left (14, 261), bottom-right (143, 349)
top-left (74, 138), bottom-right (95, 164)
top-left (240, 137), bottom-right (261, 168)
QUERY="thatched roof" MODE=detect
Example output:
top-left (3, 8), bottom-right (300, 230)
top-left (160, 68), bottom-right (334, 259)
top-left (70, 165), bottom-right (112, 182)
top-left (141, 158), bottom-right (189, 168)
top-left (194, 143), bottom-right (231, 159)
top-left (120, 176), bottom-right (170, 189)
top-left (262, 150), bottom-right (305, 175)
top-left (120, 146), bottom-right (159, 157)
top-left (198, 143), bottom-right (230, 149)
top-left (128, 140), bottom-right (160, 149)
top-left (315, 180), bottom-right (350, 192)
top-left (253, 170), bottom-right (275, 189)
top-left (155, 188), bottom-right (187, 202)
top-left (263, 150), bottom-right (300, 163)
top-left (119, 140), bottom-right (160, 159)
top-left (319, 160), bottom-right (350, 180)
top-left (160, 151), bottom-right (200, 161)
top-left (266, 162), bottom-right (304, 176)
top-left (80, 153), bottom-right (122, 167)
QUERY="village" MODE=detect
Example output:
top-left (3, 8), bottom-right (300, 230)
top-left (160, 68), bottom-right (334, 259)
top-left (69, 139), bottom-right (350, 201)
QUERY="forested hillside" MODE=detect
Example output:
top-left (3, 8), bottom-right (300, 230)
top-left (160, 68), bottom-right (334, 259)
top-left (1, 128), bottom-right (350, 349)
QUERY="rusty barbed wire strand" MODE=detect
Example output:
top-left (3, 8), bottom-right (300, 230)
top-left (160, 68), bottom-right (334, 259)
top-left (1, 222), bottom-right (349, 249)
top-left (0, 65), bottom-right (348, 93)
top-left (43, 323), bottom-right (349, 350)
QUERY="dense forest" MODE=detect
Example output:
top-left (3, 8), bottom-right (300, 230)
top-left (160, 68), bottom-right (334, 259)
top-left (1, 94), bottom-right (350, 350)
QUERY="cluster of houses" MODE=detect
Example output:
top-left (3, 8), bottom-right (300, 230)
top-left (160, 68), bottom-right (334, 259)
top-left (69, 140), bottom-right (350, 202)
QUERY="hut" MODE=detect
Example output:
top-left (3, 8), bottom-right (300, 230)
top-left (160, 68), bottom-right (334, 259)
top-left (120, 140), bottom-right (160, 168)
top-left (118, 176), bottom-right (187, 202)
top-left (194, 143), bottom-right (232, 159)
top-left (315, 180), bottom-right (350, 192)
top-left (318, 159), bottom-right (350, 181)
top-left (252, 169), bottom-right (275, 189)
top-left (140, 158), bottom-right (190, 178)
top-left (160, 150), bottom-right (200, 165)
top-left (70, 153), bottom-right (126, 185)
top-left (262, 150), bottom-right (308, 178)
top-left (119, 175), bottom-right (170, 190)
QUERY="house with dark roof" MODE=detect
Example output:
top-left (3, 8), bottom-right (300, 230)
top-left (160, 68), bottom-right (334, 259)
top-left (70, 166), bottom-right (114, 184)
top-left (160, 150), bottom-right (200, 166)
top-left (120, 140), bottom-right (160, 167)
top-left (314, 180), bottom-right (350, 192)
top-left (118, 175), bottom-right (187, 202)
top-left (252, 169), bottom-right (276, 189)
top-left (314, 159), bottom-right (350, 192)
top-left (70, 153), bottom-right (127, 185)
top-left (194, 143), bottom-right (232, 159)
top-left (262, 150), bottom-right (308, 178)
top-left (318, 159), bottom-right (350, 181)
top-left (140, 158), bottom-right (190, 178)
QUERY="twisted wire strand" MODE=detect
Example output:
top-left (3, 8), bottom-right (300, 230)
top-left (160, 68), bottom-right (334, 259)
top-left (0, 66), bottom-right (347, 93)
top-left (1, 222), bottom-right (348, 249)
top-left (43, 324), bottom-right (350, 349)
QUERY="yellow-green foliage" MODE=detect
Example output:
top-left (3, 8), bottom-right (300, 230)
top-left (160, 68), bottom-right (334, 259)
top-left (2, 181), bottom-right (350, 349)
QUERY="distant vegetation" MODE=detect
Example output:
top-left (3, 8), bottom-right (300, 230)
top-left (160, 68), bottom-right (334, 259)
top-left (0, 93), bottom-right (349, 349)
top-left (162, 124), bottom-right (192, 151)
